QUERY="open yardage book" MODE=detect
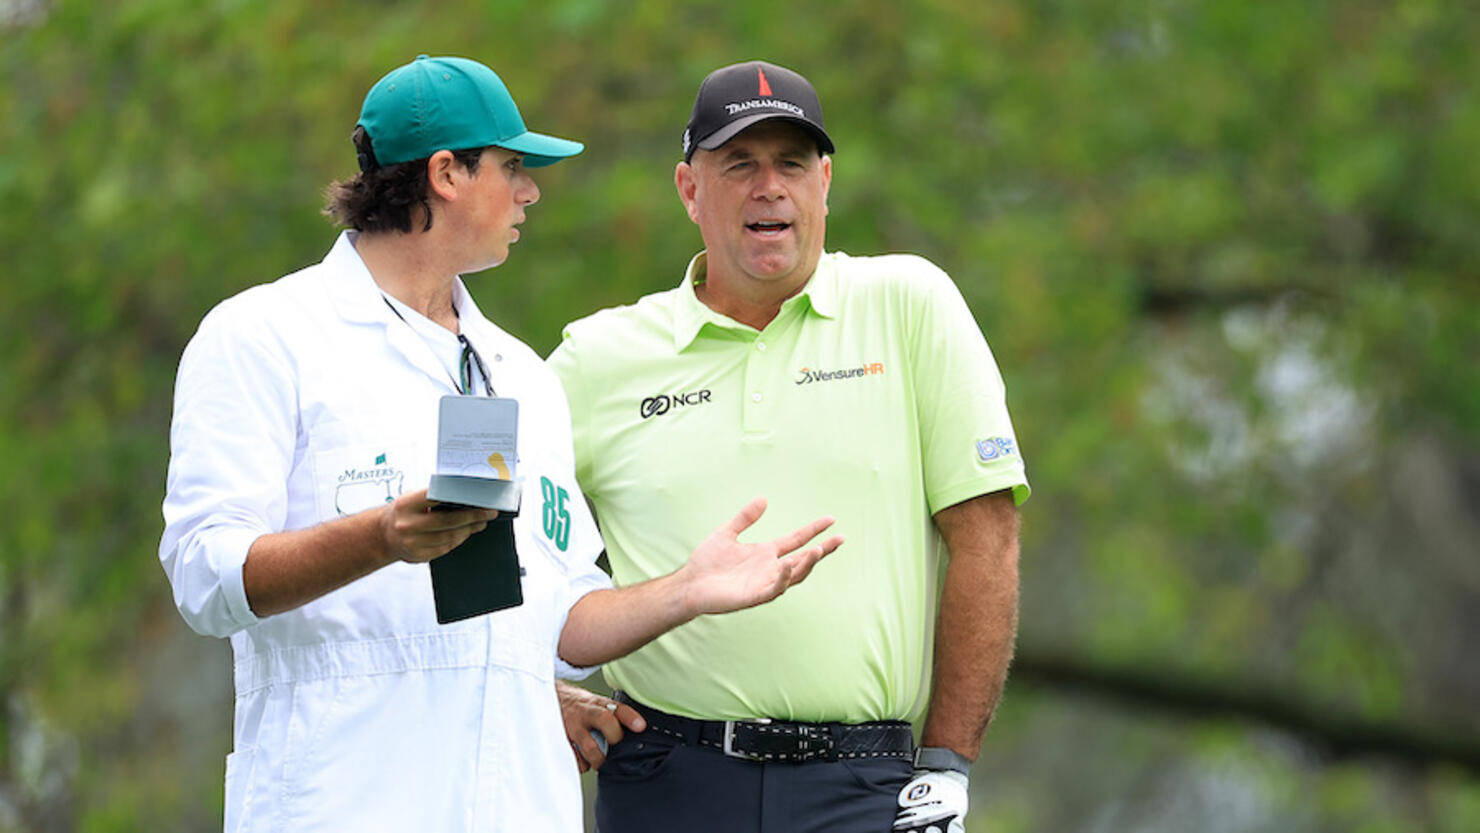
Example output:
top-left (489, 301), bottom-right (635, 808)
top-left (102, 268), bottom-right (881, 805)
top-left (427, 395), bottom-right (523, 512)
top-left (426, 395), bottom-right (524, 624)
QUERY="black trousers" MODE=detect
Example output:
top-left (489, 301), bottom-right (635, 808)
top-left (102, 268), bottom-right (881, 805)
top-left (595, 725), bottom-right (912, 833)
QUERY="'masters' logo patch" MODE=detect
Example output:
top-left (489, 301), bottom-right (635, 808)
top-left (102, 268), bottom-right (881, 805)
top-left (795, 362), bottom-right (885, 385)
top-left (335, 453), bottom-right (405, 516)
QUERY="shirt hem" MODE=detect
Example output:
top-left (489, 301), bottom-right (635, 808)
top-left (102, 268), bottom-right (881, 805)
top-left (927, 470), bottom-right (1030, 515)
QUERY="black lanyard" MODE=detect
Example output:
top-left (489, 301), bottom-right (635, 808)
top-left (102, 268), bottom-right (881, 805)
top-left (382, 296), bottom-right (496, 396)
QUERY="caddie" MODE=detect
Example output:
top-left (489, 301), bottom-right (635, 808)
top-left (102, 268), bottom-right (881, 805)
top-left (549, 60), bottom-right (1029, 833)
top-left (159, 54), bottom-right (841, 833)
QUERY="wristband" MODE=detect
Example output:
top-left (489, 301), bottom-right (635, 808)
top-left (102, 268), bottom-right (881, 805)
top-left (912, 746), bottom-right (972, 775)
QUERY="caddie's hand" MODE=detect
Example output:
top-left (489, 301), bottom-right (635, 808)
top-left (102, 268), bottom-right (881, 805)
top-left (380, 489), bottom-right (498, 564)
top-left (555, 681), bottom-right (646, 772)
top-left (893, 770), bottom-right (969, 833)
top-left (677, 497), bottom-right (844, 616)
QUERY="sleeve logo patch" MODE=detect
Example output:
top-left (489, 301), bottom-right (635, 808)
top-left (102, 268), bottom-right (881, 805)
top-left (976, 437), bottom-right (1016, 462)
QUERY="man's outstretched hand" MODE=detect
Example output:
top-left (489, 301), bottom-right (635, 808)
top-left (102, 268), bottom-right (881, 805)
top-left (676, 497), bottom-right (844, 616)
top-left (555, 497), bottom-right (845, 668)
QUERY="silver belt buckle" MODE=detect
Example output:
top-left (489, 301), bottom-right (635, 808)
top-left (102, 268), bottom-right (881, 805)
top-left (722, 718), bottom-right (772, 760)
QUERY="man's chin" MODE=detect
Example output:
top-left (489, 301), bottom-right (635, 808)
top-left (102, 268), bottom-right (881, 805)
top-left (469, 250), bottom-right (510, 273)
top-left (742, 252), bottom-right (801, 279)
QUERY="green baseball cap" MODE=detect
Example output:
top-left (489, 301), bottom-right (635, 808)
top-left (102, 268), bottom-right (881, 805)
top-left (357, 54), bottom-right (583, 168)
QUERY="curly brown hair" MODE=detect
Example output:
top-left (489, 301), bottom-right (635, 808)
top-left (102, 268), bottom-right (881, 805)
top-left (323, 126), bottom-right (486, 233)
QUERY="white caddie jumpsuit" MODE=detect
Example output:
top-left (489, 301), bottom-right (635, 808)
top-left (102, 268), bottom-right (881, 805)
top-left (160, 232), bottom-right (610, 833)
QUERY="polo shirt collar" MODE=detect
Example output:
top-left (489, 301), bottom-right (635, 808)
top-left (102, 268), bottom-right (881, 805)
top-left (804, 252), bottom-right (839, 319)
top-left (671, 250), bottom-right (839, 352)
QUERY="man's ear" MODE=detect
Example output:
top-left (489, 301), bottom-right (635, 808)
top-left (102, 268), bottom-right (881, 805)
top-left (674, 160), bottom-right (701, 225)
top-left (426, 150), bottom-right (460, 202)
top-left (820, 154), bottom-right (832, 219)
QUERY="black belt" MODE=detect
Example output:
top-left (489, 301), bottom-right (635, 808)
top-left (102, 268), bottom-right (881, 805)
top-left (613, 691), bottom-right (914, 764)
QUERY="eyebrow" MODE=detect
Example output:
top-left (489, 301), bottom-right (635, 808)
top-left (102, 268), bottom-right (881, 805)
top-left (716, 145), bottom-right (813, 165)
top-left (717, 148), bottom-right (755, 164)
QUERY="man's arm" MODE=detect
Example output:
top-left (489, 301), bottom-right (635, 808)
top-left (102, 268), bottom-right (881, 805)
top-left (556, 497), bottom-right (843, 668)
top-left (243, 490), bottom-right (497, 617)
top-left (918, 488), bottom-right (1020, 760)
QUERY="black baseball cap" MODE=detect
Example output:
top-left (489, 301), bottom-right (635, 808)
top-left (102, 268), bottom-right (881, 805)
top-left (682, 60), bottom-right (835, 162)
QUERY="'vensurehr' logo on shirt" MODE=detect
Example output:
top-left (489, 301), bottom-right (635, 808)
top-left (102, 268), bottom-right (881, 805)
top-left (795, 362), bottom-right (885, 385)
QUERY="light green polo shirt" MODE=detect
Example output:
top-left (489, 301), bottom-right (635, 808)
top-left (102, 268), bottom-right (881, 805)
top-left (548, 250), bottom-right (1028, 723)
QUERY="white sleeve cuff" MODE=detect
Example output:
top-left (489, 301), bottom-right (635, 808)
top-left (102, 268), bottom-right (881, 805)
top-left (215, 526), bottom-right (265, 632)
top-left (163, 522), bottom-right (267, 639)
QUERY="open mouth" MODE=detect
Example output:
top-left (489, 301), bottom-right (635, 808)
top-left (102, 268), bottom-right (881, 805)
top-left (746, 221), bottom-right (792, 236)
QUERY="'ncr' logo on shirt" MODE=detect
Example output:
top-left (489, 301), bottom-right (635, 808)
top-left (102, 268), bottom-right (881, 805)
top-left (640, 390), bottom-right (713, 419)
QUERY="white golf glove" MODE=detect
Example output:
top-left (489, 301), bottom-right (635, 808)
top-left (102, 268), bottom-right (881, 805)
top-left (892, 769), bottom-right (968, 833)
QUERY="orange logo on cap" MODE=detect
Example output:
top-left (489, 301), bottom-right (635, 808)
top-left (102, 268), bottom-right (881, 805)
top-left (758, 67), bottom-right (773, 97)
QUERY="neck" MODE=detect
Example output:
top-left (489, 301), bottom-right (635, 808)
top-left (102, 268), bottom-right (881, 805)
top-left (695, 257), bottom-right (817, 332)
top-left (354, 230), bottom-right (461, 332)
top-left (693, 282), bottom-right (790, 331)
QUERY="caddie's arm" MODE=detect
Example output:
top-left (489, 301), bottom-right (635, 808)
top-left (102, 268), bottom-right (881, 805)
top-left (919, 488), bottom-right (1020, 759)
top-left (161, 304), bottom-right (499, 635)
top-left (555, 497), bottom-right (844, 668)
top-left (243, 490), bottom-right (498, 617)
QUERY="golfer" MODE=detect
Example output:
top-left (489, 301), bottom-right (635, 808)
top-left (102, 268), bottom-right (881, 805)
top-left (550, 60), bottom-right (1029, 833)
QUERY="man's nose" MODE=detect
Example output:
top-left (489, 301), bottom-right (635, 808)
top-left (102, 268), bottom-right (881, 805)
top-left (518, 174), bottom-right (540, 206)
top-left (751, 164), bottom-right (785, 200)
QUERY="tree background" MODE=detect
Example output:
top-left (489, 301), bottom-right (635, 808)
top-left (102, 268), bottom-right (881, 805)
top-left (2, 0), bottom-right (1477, 830)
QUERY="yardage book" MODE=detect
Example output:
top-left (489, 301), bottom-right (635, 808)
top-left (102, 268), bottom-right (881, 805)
top-left (426, 395), bottom-right (524, 624)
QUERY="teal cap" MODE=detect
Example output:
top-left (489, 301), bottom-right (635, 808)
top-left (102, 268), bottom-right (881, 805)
top-left (357, 55), bottom-right (583, 168)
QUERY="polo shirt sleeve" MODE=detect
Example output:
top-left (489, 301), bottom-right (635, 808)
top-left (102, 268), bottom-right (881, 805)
top-left (907, 259), bottom-right (1030, 512)
top-left (158, 297), bottom-right (293, 638)
top-left (546, 330), bottom-right (595, 491)
top-left (540, 359), bottom-right (614, 680)
top-left (550, 485), bottom-right (613, 680)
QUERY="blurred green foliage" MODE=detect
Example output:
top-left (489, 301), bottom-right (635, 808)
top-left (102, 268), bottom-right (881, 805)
top-left (2, 0), bottom-right (1477, 830)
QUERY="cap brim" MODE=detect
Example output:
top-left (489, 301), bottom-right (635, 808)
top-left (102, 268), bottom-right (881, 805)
top-left (497, 130), bottom-right (585, 168)
top-left (695, 114), bottom-right (835, 157)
